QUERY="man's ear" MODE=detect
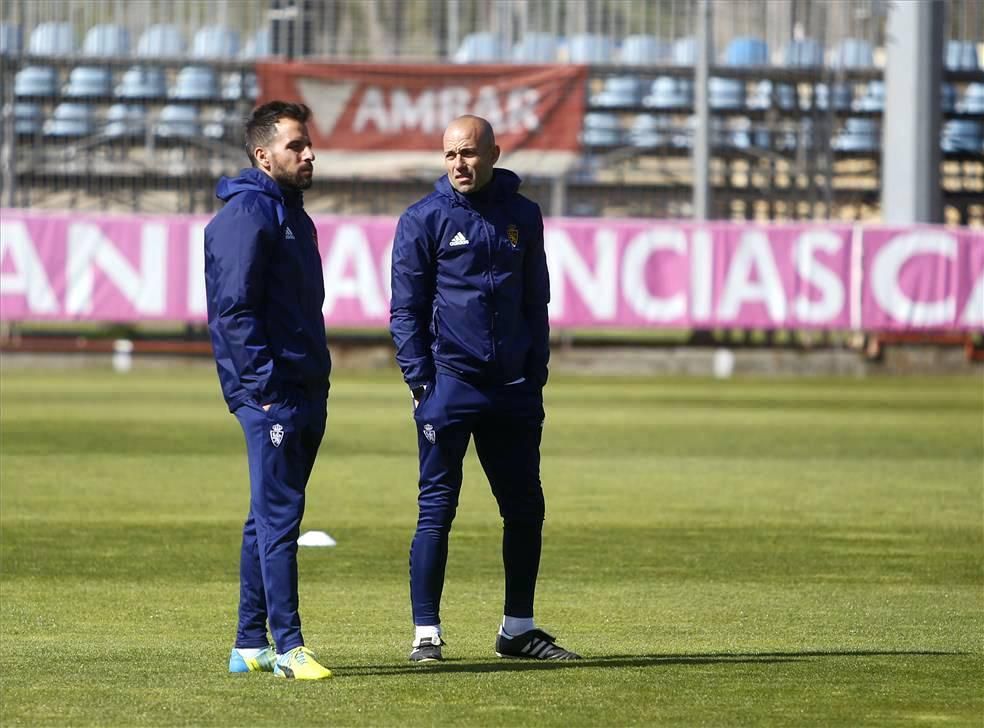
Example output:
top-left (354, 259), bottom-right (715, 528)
top-left (491, 144), bottom-right (501, 165)
top-left (254, 146), bottom-right (270, 170)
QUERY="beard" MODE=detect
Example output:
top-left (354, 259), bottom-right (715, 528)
top-left (271, 165), bottom-right (314, 190)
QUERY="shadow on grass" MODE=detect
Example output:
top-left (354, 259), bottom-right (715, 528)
top-left (342, 649), bottom-right (968, 677)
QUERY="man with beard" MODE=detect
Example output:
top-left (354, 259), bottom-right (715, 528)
top-left (205, 101), bottom-right (333, 680)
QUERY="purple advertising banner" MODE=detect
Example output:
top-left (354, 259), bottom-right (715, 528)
top-left (1, 209), bottom-right (982, 331)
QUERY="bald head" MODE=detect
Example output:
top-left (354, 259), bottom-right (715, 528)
top-left (443, 115), bottom-right (500, 194)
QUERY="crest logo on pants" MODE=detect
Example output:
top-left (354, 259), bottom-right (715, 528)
top-left (270, 423), bottom-right (285, 447)
top-left (422, 423), bottom-right (436, 444)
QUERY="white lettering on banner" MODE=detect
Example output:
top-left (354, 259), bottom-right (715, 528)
top-left (961, 270), bottom-right (984, 326)
top-left (793, 231), bottom-right (845, 324)
top-left (0, 220), bottom-right (58, 314)
top-left (353, 85), bottom-right (540, 135)
top-left (379, 243), bottom-right (393, 302)
top-left (65, 223), bottom-right (166, 315)
top-left (871, 232), bottom-right (955, 327)
top-left (322, 224), bottom-right (386, 316)
top-left (187, 222), bottom-right (207, 315)
top-left (690, 229), bottom-right (713, 320)
top-left (717, 232), bottom-right (787, 322)
top-left (622, 229), bottom-right (686, 322)
top-left (544, 228), bottom-right (616, 320)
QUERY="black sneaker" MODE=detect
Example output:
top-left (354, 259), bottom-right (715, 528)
top-left (409, 636), bottom-right (445, 662)
top-left (495, 629), bottom-right (581, 660)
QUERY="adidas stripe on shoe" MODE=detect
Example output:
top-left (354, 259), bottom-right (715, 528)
top-left (495, 629), bottom-right (581, 660)
top-left (229, 645), bottom-right (277, 673)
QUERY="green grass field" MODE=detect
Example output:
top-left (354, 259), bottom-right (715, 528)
top-left (1, 365), bottom-right (982, 726)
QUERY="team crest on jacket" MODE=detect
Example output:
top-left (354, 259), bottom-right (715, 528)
top-left (506, 224), bottom-right (520, 247)
top-left (270, 423), bottom-right (285, 447)
top-left (422, 423), bottom-right (436, 444)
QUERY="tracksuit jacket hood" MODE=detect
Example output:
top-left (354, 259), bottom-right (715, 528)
top-left (390, 168), bottom-right (551, 388)
top-left (205, 168), bottom-right (330, 412)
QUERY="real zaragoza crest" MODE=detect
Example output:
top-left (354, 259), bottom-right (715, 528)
top-left (270, 423), bottom-right (285, 447)
top-left (506, 224), bottom-right (519, 247)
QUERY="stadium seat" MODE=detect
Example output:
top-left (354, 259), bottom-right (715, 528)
top-left (782, 38), bottom-right (823, 67)
top-left (82, 24), bottom-right (129, 56)
top-left (814, 83), bottom-right (853, 111)
top-left (115, 66), bottom-right (168, 99)
top-left (590, 75), bottom-right (644, 107)
top-left (944, 40), bottom-right (980, 71)
top-left (192, 25), bottom-right (240, 59)
top-left (28, 21), bottom-right (75, 56)
top-left (44, 103), bottom-right (97, 138)
top-left (14, 103), bottom-right (43, 136)
top-left (104, 104), bottom-right (147, 139)
top-left (708, 77), bottom-right (745, 109)
top-left (0, 22), bottom-right (22, 56)
top-left (453, 32), bottom-right (506, 62)
top-left (831, 38), bottom-right (875, 68)
top-left (958, 83), bottom-right (984, 114)
top-left (14, 66), bottom-right (59, 97)
top-left (511, 32), bottom-right (559, 62)
top-left (831, 117), bottom-right (879, 152)
top-left (170, 66), bottom-right (220, 100)
top-left (642, 76), bottom-right (692, 109)
top-left (63, 67), bottom-right (113, 98)
top-left (155, 105), bottom-right (200, 139)
top-left (581, 112), bottom-right (622, 146)
top-left (222, 72), bottom-right (260, 100)
top-left (203, 108), bottom-right (241, 141)
top-left (723, 36), bottom-right (769, 66)
top-left (941, 119), bottom-right (983, 153)
top-left (241, 28), bottom-right (272, 59)
top-left (628, 114), bottom-right (672, 148)
top-left (853, 81), bottom-right (884, 112)
top-left (748, 80), bottom-right (796, 110)
top-left (619, 35), bottom-right (670, 65)
top-left (136, 24), bottom-right (186, 57)
top-left (567, 34), bottom-right (614, 63)
top-left (671, 37), bottom-right (697, 65)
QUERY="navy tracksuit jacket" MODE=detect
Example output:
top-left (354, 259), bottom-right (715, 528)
top-left (390, 170), bottom-right (551, 626)
top-left (205, 168), bottom-right (330, 653)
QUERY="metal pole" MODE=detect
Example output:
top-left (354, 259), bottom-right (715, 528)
top-left (693, 0), bottom-right (712, 220)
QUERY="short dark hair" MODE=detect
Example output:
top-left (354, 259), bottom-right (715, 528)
top-left (244, 101), bottom-right (312, 166)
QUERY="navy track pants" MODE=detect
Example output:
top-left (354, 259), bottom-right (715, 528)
top-left (232, 396), bottom-right (326, 653)
top-left (410, 373), bottom-right (545, 626)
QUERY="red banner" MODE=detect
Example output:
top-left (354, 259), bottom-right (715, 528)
top-left (255, 62), bottom-right (588, 156)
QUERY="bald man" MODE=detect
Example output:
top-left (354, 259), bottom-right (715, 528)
top-left (390, 116), bottom-right (580, 663)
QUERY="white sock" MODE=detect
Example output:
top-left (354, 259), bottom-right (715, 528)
top-left (501, 616), bottom-right (535, 637)
top-left (414, 624), bottom-right (442, 645)
top-left (235, 647), bottom-right (266, 658)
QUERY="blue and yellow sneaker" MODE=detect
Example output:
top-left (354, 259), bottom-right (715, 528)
top-left (273, 646), bottom-right (333, 680)
top-left (228, 645), bottom-right (277, 673)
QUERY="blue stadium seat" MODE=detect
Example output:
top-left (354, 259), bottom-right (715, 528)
top-left (115, 66), bottom-right (168, 99)
top-left (104, 104), bottom-right (147, 139)
top-left (831, 117), bottom-right (879, 152)
top-left (63, 67), bottom-right (113, 97)
top-left (241, 28), bottom-right (272, 59)
top-left (958, 83), bottom-right (984, 114)
top-left (15, 66), bottom-right (59, 97)
top-left (511, 32), bottom-right (559, 62)
top-left (590, 75), bottom-right (644, 107)
top-left (831, 38), bottom-right (874, 68)
top-left (44, 103), bottom-right (97, 138)
top-left (945, 40), bottom-right (980, 71)
top-left (155, 105), bottom-right (199, 139)
top-left (748, 80), bottom-right (796, 110)
top-left (14, 103), bottom-right (43, 136)
top-left (567, 34), bottom-right (614, 63)
top-left (620, 35), bottom-right (670, 65)
top-left (192, 25), bottom-right (240, 59)
top-left (29, 22), bottom-right (75, 56)
top-left (941, 120), bottom-right (983, 153)
top-left (628, 114), bottom-right (672, 148)
top-left (170, 66), bottom-right (220, 100)
top-left (83, 24), bottom-right (129, 56)
top-left (672, 37), bottom-right (697, 65)
top-left (0, 22), bottom-right (22, 56)
top-left (222, 72), bottom-right (259, 101)
top-left (708, 77), bottom-right (745, 109)
top-left (453, 32), bottom-right (506, 62)
top-left (203, 108), bottom-right (241, 141)
top-left (782, 38), bottom-right (823, 67)
top-left (642, 77), bottom-right (692, 109)
top-left (814, 83), bottom-right (853, 111)
top-left (723, 36), bottom-right (769, 66)
top-left (853, 81), bottom-right (884, 112)
top-left (136, 24), bottom-right (186, 57)
top-left (581, 112), bottom-right (622, 146)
